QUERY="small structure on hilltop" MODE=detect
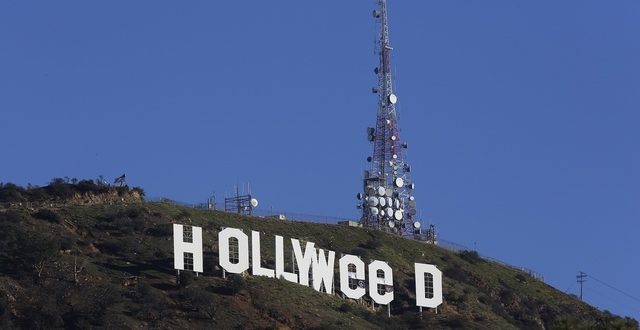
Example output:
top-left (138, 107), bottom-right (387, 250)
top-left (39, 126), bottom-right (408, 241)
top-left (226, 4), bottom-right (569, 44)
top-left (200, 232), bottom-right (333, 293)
top-left (225, 185), bottom-right (258, 216)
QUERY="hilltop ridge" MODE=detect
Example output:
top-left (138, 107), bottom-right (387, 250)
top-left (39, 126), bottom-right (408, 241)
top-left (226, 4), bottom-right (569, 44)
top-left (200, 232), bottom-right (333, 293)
top-left (0, 181), bottom-right (637, 329)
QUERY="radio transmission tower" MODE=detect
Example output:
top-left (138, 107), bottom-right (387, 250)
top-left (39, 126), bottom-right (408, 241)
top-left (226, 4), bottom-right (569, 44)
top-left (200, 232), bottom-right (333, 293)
top-left (357, 0), bottom-right (420, 237)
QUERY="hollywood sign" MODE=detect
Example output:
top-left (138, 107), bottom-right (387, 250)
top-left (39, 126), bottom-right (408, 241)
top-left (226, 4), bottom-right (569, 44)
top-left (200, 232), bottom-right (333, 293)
top-left (173, 224), bottom-right (443, 308)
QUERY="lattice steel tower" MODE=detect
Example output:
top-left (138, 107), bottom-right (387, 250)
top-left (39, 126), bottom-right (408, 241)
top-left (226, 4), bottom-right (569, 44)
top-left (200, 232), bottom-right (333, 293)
top-left (357, 0), bottom-right (421, 237)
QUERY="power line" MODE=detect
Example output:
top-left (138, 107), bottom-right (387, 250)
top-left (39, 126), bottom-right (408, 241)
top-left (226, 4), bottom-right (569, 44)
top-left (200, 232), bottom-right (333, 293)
top-left (587, 273), bottom-right (640, 304)
top-left (585, 283), bottom-right (639, 318)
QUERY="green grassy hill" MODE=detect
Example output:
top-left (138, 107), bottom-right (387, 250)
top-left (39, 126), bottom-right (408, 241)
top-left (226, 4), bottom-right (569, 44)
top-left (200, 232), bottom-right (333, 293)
top-left (0, 182), bottom-right (637, 329)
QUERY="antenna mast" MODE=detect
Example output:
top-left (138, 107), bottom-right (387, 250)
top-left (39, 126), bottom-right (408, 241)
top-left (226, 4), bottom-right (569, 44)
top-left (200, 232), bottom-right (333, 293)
top-left (358, 0), bottom-right (420, 237)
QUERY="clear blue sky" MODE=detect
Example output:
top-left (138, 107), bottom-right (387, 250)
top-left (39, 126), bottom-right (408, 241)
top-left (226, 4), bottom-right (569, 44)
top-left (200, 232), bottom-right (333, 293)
top-left (1, 0), bottom-right (638, 319)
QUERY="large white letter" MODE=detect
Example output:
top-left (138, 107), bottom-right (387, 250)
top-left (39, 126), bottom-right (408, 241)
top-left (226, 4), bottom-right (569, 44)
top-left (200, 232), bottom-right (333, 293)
top-left (339, 254), bottom-right (366, 299)
top-left (251, 230), bottom-right (275, 278)
top-left (218, 227), bottom-right (249, 274)
top-left (369, 260), bottom-right (394, 305)
top-left (173, 224), bottom-right (203, 272)
top-left (291, 238), bottom-right (315, 286)
top-left (312, 249), bottom-right (335, 293)
top-left (275, 235), bottom-right (298, 283)
top-left (415, 263), bottom-right (443, 308)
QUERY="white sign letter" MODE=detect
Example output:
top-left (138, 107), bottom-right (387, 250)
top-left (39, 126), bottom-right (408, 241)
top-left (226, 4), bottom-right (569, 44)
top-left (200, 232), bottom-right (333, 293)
top-left (173, 224), bottom-right (203, 272)
top-left (312, 249), bottom-right (335, 293)
top-left (339, 254), bottom-right (366, 299)
top-left (218, 227), bottom-right (249, 274)
top-left (251, 230), bottom-right (275, 278)
top-left (275, 235), bottom-right (298, 283)
top-left (291, 239), bottom-right (315, 286)
top-left (369, 260), bottom-right (394, 305)
top-left (414, 263), bottom-right (443, 308)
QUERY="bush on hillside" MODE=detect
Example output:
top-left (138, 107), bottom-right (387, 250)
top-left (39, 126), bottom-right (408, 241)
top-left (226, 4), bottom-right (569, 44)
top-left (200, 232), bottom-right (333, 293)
top-left (33, 209), bottom-right (61, 223)
top-left (459, 250), bottom-right (484, 264)
top-left (227, 274), bottom-right (247, 294)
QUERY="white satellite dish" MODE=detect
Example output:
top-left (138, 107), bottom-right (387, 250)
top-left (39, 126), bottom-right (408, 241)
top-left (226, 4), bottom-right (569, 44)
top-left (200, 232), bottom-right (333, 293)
top-left (367, 187), bottom-right (376, 196)
top-left (368, 197), bottom-right (379, 207)
top-left (377, 186), bottom-right (386, 196)
top-left (392, 154), bottom-right (398, 159)
top-left (408, 209), bottom-right (417, 216)
top-left (413, 221), bottom-right (421, 229)
top-left (250, 198), bottom-right (259, 208)
top-left (408, 183), bottom-right (415, 190)
top-left (386, 119), bottom-right (391, 125)
top-left (394, 210), bottom-right (403, 221)
top-left (385, 189), bottom-right (393, 197)
top-left (386, 197), bottom-right (393, 207)
top-left (388, 221), bottom-right (395, 228)
top-left (393, 199), bottom-right (400, 209)
top-left (370, 207), bottom-right (379, 216)
top-left (380, 210), bottom-right (386, 217)
top-left (378, 197), bottom-right (386, 207)
top-left (391, 135), bottom-right (397, 141)
top-left (386, 207), bottom-right (393, 217)
top-left (388, 93), bottom-right (398, 104)
top-left (394, 177), bottom-right (404, 187)
top-left (409, 195), bottom-right (415, 201)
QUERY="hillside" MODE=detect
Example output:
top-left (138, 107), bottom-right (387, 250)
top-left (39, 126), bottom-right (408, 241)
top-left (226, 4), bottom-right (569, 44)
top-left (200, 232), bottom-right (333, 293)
top-left (0, 182), bottom-right (637, 329)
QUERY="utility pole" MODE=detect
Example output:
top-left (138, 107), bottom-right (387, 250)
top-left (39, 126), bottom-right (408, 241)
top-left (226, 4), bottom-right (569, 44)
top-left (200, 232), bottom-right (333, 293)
top-left (576, 271), bottom-right (587, 301)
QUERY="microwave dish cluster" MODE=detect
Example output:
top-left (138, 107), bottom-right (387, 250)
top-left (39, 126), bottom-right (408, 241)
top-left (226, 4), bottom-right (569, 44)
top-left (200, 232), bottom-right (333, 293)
top-left (357, 0), bottom-right (422, 237)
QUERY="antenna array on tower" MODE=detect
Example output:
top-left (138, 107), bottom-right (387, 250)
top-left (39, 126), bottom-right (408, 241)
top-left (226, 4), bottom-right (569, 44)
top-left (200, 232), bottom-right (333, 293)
top-left (357, 0), bottom-right (421, 237)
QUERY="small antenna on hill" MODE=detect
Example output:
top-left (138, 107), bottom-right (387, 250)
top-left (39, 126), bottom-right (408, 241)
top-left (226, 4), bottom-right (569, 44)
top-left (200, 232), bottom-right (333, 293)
top-left (225, 183), bottom-right (258, 216)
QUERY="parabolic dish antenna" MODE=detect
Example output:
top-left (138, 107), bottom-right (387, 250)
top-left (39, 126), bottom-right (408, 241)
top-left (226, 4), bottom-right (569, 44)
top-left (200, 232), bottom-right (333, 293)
top-left (385, 207), bottom-right (393, 217)
top-left (394, 177), bottom-right (404, 187)
top-left (368, 197), bottom-right (379, 207)
top-left (388, 93), bottom-right (398, 104)
top-left (377, 186), bottom-right (386, 196)
top-left (378, 197), bottom-right (386, 207)
top-left (413, 221), bottom-right (421, 229)
top-left (386, 197), bottom-right (393, 207)
top-left (393, 199), bottom-right (400, 209)
top-left (370, 207), bottom-right (379, 216)
top-left (250, 199), bottom-right (259, 208)
top-left (388, 221), bottom-right (395, 228)
top-left (380, 210), bottom-right (386, 217)
top-left (394, 210), bottom-right (403, 221)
